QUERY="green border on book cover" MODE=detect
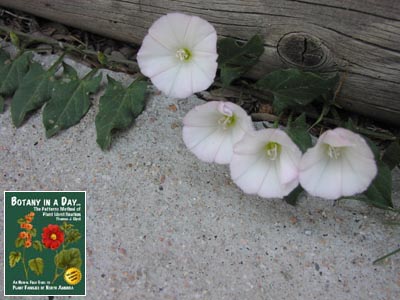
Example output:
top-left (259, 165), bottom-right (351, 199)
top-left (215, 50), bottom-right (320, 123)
top-left (3, 191), bottom-right (86, 296)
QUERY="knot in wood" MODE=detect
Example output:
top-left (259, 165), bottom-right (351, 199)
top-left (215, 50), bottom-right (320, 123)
top-left (277, 32), bottom-right (327, 69)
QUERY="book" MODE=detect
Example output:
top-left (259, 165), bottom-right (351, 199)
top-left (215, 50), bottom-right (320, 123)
top-left (4, 191), bottom-right (86, 296)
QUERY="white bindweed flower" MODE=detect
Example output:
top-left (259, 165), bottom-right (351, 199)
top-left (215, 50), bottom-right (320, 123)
top-left (137, 12), bottom-right (218, 98)
top-left (230, 129), bottom-right (302, 198)
top-left (182, 101), bottom-right (253, 164)
top-left (299, 128), bottom-right (377, 200)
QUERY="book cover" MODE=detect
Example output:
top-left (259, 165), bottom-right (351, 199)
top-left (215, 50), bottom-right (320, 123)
top-left (3, 191), bottom-right (86, 296)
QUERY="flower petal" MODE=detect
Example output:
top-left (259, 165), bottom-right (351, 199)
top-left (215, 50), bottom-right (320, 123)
top-left (183, 125), bottom-right (219, 150)
top-left (185, 127), bottom-right (227, 163)
top-left (137, 34), bottom-right (172, 59)
top-left (138, 12), bottom-right (218, 98)
top-left (183, 101), bottom-right (221, 127)
top-left (184, 15), bottom-right (217, 49)
top-left (278, 149), bottom-right (300, 184)
top-left (231, 128), bottom-right (301, 198)
top-left (182, 101), bottom-right (253, 164)
top-left (168, 63), bottom-right (194, 98)
top-left (299, 128), bottom-right (377, 199)
top-left (150, 64), bottom-right (181, 97)
top-left (191, 60), bottom-right (216, 93)
top-left (193, 33), bottom-right (218, 54)
top-left (137, 40), bottom-right (177, 78)
top-left (148, 13), bottom-right (190, 49)
top-left (319, 128), bottom-right (354, 148)
top-left (231, 153), bottom-right (271, 194)
top-left (257, 162), bottom-right (297, 198)
top-left (233, 131), bottom-right (267, 155)
top-left (340, 149), bottom-right (377, 195)
top-left (213, 130), bottom-right (236, 164)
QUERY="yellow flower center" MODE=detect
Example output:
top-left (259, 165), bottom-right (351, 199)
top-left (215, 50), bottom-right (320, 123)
top-left (50, 233), bottom-right (57, 240)
top-left (218, 114), bottom-right (236, 130)
top-left (326, 145), bottom-right (341, 159)
top-left (264, 142), bottom-right (281, 161)
top-left (176, 48), bottom-right (191, 61)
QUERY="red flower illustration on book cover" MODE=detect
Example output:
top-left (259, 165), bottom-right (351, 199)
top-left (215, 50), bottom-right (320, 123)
top-left (42, 224), bottom-right (65, 250)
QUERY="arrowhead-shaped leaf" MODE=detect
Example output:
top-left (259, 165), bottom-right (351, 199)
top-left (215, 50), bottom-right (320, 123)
top-left (95, 76), bottom-right (147, 150)
top-left (285, 113), bottom-right (312, 153)
top-left (9, 251), bottom-right (22, 268)
top-left (382, 140), bottom-right (400, 170)
top-left (11, 55), bottom-right (63, 127)
top-left (218, 35), bottom-right (264, 86)
top-left (43, 63), bottom-right (101, 137)
top-left (28, 257), bottom-right (44, 275)
top-left (256, 69), bottom-right (339, 113)
top-left (362, 160), bottom-right (393, 209)
top-left (0, 50), bottom-right (31, 96)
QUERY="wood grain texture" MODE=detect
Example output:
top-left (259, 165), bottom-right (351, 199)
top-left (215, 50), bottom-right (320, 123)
top-left (1, 0), bottom-right (399, 124)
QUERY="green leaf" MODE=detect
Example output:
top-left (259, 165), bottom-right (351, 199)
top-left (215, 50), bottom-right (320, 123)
top-left (362, 161), bottom-right (393, 208)
top-left (9, 251), bottom-right (21, 268)
top-left (286, 113), bottom-right (312, 153)
top-left (284, 185), bottom-right (304, 206)
top-left (43, 64), bottom-right (101, 137)
top-left (218, 35), bottom-right (264, 86)
top-left (11, 55), bottom-right (63, 127)
top-left (55, 248), bottom-right (82, 269)
top-left (220, 66), bottom-right (243, 87)
top-left (256, 69), bottom-right (339, 113)
top-left (0, 48), bottom-right (9, 64)
top-left (382, 140), bottom-right (400, 170)
top-left (10, 31), bottom-right (20, 48)
top-left (32, 240), bottom-right (43, 252)
top-left (17, 217), bottom-right (25, 225)
top-left (28, 257), bottom-right (44, 275)
top-left (28, 227), bottom-right (37, 238)
top-left (95, 76), bottom-right (147, 150)
top-left (15, 237), bottom-right (25, 248)
top-left (60, 221), bottom-right (74, 232)
top-left (97, 51), bottom-right (108, 65)
top-left (65, 228), bottom-right (81, 244)
top-left (0, 51), bottom-right (31, 97)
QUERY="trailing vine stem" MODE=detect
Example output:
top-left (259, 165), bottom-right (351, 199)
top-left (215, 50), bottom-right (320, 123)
top-left (0, 25), bottom-right (140, 72)
top-left (0, 25), bottom-right (395, 142)
top-left (212, 82), bottom-right (396, 141)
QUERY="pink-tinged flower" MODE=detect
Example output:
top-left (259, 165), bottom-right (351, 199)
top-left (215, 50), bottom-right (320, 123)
top-left (299, 128), bottom-right (377, 200)
top-left (230, 129), bottom-right (302, 198)
top-left (183, 101), bottom-right (253, 164)
top-left (137, 12), bottom-right (218, 98)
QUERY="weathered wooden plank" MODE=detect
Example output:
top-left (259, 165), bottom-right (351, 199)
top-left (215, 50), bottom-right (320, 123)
top-left (1, 0), bottom-right (400, 124)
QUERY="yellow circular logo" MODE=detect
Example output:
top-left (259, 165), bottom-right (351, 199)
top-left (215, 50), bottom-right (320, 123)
top-left (64, 267), bottom-right (82, 285)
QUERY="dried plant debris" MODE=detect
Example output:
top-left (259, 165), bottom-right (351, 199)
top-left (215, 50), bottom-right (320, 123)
top-left (0, 7), bottom-right (139, 73)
